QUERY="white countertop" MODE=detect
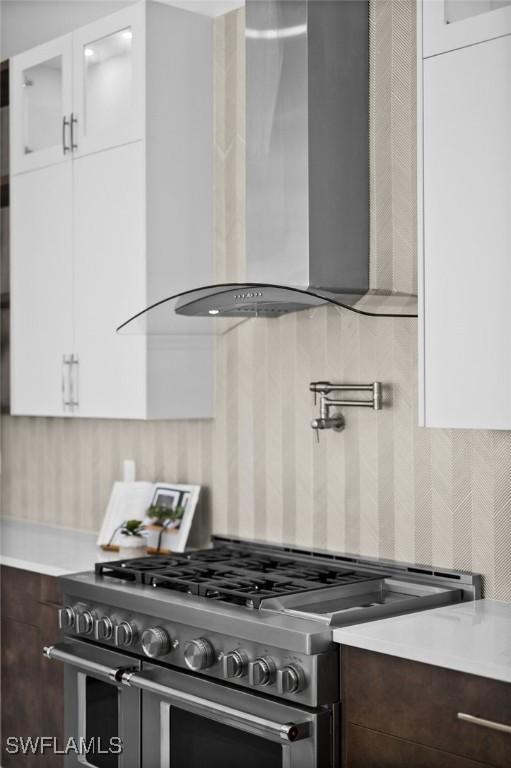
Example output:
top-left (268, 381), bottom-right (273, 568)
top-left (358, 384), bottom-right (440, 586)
top-left (0, 517), bottom-right (118, 577)
top-left (333, 599), bottom-right (511, 684)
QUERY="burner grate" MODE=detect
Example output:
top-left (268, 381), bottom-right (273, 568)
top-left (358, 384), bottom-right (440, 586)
top-left (96, 547), bottom-right (388, 607)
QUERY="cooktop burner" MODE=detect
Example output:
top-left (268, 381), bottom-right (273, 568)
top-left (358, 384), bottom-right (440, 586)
top-left (96, 547), bottom-right (385, 608)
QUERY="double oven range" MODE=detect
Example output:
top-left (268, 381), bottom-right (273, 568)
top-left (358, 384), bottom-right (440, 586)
top-left (45, 536), bottom-right (481, 768)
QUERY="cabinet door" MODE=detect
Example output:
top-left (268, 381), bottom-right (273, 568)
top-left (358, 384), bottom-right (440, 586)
top-left (72, 4), bottom-right (145, 158)
top-left (420, 36), bottom-right (511, 428)
top-left (10, 164), bottom-right (74, 416)
top-left (423, 0), bottom-right (511, 57)
top-left (10, 34), bottom-right (73, 175)
top-left (73, 141), bottom-right (147, 419)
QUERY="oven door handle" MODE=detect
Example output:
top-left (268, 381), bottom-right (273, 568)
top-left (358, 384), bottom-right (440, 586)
top-left (43, 644), bottom-right (126, 682)
top-left (121, 671), bottom-right (311, 743)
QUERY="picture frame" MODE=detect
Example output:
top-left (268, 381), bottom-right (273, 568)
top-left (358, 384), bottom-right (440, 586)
top-left (96, 481), bottom-right (201, 554)
top-left (146, 483), bottom-right (200, 553)
top-left (96, 481), bottom-right (154, 550)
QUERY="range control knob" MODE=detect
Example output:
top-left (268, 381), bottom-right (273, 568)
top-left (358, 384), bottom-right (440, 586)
top-left (277, 665), bottom-right (306, 695)
top-left (58, 606), bottom-right (75, 630)
top-left (75, 610), bottom-right (94, 635)
top-left (184, 638), bottom-right (215, 671)
top-left (141, 627), bottom-right (171, 658)
top-left (222, 650), bottom-right (248, 679)
top-left (94, 617), bottom-right (113, 641)
top-left (248, 657), bottom-right (276, 687)
top-left (114, 621), bottom-right (137, 648)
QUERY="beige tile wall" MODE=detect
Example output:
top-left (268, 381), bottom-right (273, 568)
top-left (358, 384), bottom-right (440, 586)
top-left (2, 3), bottom-right (511, 599)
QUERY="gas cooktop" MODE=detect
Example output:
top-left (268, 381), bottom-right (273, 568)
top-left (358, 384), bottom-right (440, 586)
top-left (95, 546), bottom-right (387, 608)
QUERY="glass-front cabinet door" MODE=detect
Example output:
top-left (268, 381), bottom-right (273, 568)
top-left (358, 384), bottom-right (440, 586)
top-left (422, 0), bottom-right (511, 57)
top-left (72, 4), bottom-right (145, 157)
top-left (10, 34), bottom-right (73, 174)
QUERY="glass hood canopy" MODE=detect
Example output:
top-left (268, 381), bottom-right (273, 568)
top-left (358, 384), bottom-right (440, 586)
top-left (117, 284), bottom-right (418, 336)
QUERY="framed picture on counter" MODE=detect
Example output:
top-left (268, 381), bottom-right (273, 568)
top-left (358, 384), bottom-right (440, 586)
top-left (146, 483), bottom-right (201, 553)
top-left (97, 481), bottom-right (200, 553)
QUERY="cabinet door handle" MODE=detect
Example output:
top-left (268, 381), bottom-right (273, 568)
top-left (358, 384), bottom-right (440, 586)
top-left (70, 355), bottom-right (79, 411)
top-left (62, 115), bottom-right (70, 154)
top-left (70, 112), bottom-right (78, 152)
top-left (458, 712), bottom-right (511, 735)
top-left (62, 355), bottom-right (72, 411)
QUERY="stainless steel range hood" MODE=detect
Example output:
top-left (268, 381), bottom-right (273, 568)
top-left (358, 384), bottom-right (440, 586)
top-left (118, 0), bottom-right (417, 335)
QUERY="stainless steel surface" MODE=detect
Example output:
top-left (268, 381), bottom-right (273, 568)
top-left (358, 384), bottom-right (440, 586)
top-left (245, 0), bottom-right (369, 301)
top-left (118, 0), bottom-right (373, 327)
top-left (58, 606), bottom-right (75, 629)
top-left (277, 665), bottom-right (305, 696)
top-left (70, 112), bottom-right (78, 152)
top-left (69, 354), bottom-right (79, 411)
top-left (457, 713), bottom-right (511, 735)
top-left (43, 644), bottom-right (122, 682)
top-left (62, 115), bottom-right (70, 154)
top-left (222, 649), bottom-right (248, 679)
top-left (93, 616), bottom-right (113, 641)
top-left (183, 637), bottom-right (215, 671)
top-left (75, 609), bottom-right (94, 635)
top-left (61, 354), bottom-right (72, 411)
top-left (310, 381), bottom-right (383, 439)
top-left (122, 669), bottom-right (311, 743)
top-left (141, 626), bottom-right (171, 658)
top-left (248, 656), bottom-right (276, 687)
top-left (56, 639), bottom-right (141, 768)
top-left (114, 620), bottom-right (136, 648)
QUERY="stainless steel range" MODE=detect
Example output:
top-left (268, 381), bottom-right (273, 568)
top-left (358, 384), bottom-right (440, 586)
top-left (44, 536), bottom-right (481, 768)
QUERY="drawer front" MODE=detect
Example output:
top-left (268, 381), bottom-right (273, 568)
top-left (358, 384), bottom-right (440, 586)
top-left (40, 573), bottom-right (62, 606)
top-left (342, 647), bottom-right (511, 768)
top-left (344, 724), bottom-right (493, 768)
top-left (1, 566), bottom-right (40, 622)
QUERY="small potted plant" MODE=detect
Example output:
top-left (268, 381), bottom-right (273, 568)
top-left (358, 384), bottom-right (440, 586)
top-left (146, 504), bottom-right (185, 553)
top-left (118, 519), bottom-right (147, 559)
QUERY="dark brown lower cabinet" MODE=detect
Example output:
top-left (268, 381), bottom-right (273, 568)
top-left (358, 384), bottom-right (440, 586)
top-left (345, 723), bottom-right (495, 768)
top-left (1, 565), bottom-right (63, 767)
top-left (341, 646), bottom-right (511, 768)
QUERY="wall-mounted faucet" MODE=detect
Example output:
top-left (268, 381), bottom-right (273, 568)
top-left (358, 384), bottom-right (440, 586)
top-left (310, 381), bottom-right (383, 442)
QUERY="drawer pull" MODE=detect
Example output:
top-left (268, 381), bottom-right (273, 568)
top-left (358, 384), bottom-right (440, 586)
top-left (458, 712), bottom-right (511, 735)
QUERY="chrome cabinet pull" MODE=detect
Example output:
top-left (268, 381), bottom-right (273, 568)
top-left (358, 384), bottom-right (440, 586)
top-left (62, 355), bottom-right (72, 412)
top-left (62, 115), bottom-right (71, 154)
top-left (70, 112), bottom-right (78, 152)
top-left (69, 354), bottom-right (79, 411)
top-left (121, 671), bottom-right (311, 743)
top-left (458, 712), bottom-right (511, 735)
top-left (43, 644), bottom-right (123, 683)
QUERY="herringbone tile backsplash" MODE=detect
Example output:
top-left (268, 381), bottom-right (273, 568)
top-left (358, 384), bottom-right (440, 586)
top-left (2, 3), bottom-right (510, 599)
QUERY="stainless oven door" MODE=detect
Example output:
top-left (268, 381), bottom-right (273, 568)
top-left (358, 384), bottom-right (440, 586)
top-left (44, 640), bottom-right (141, 768)
top-left (125, 663), bottom-right (334, 768)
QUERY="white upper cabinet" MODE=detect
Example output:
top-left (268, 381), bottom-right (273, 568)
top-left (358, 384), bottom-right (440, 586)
top-left (10, 35), bottom-right (73, 174)
top-left (419, 16), bottom-right (511, 428)
top-left (10, 163), bottom-right (74, 416)
top-left (9, 2), bottom-right (214, 420)
top-left (423, 0), bottom-right (511, 57)
top-left (72, 4), bottom-right (145, 157)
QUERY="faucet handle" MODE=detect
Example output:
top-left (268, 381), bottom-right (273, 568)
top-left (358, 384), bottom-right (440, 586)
top-left (311, 418), bottom-right (321, 443)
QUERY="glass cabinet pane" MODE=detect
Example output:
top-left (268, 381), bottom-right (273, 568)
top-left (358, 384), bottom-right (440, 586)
top-left (22, 56), bottom-right (62, 156)
top-left (445, 0), bottom-right (511, 24)
top-left (83, 27), bottom-right (133, 142)
top-left (85, 677), bottom-right (119, 768)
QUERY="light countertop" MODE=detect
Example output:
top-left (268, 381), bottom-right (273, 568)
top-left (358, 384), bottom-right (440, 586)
top-left (333, 599), bottom-right (511, 684)
top-left (0, 517), bottom-right (118, 577)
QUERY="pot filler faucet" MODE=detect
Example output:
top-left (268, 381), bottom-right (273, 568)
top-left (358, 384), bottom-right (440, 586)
top-left (310, 381), bottom-right (383, 442)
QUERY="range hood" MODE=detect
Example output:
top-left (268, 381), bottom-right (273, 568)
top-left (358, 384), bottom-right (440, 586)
top-left (118, 0), bottom-right (417, 336)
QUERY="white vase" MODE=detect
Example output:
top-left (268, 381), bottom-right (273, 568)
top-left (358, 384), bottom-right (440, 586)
top-left (118, 534), bottom-right (147, 559)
